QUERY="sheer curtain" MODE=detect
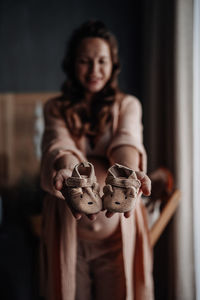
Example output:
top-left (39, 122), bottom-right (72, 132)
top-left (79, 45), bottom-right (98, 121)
top-left (141, 0), bottom-right (196, 299)
top-left (173, 1), bottom-right (194, 299)
top-left (193, 0), bottom-right (200, 299)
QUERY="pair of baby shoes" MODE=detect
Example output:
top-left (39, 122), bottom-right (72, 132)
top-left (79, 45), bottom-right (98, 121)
top-left (65, 162), bottom-right (141, 214)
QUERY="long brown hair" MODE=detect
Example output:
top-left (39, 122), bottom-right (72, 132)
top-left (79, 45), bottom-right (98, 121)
top-left (60, 20), bottom-right (123, 142)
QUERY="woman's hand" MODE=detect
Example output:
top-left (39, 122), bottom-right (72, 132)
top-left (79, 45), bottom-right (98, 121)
top-left (53, 169), bottom-right (81, 219)
top-left (54, 169), bottom-right (99, 221)
top-left (54, 168), bottom-right (72, 191)
top-left (105, 171), bottom-right (151, 218)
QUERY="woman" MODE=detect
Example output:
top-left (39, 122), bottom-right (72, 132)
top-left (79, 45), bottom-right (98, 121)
top-left (40, 20), bottom-right (154, 300)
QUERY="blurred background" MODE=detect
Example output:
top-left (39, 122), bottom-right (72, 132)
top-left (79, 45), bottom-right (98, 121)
top-left (0, 0), bottom-right (199, 299)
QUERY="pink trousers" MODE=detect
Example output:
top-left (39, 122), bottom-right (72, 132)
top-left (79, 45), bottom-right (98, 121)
top-left (75, 225), bottom-right (126, 300)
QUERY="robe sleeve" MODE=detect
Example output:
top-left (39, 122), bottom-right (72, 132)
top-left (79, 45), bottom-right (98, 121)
top-left (40, 98), bottom-right (86, 195)
top-left (107, 95), bottom-right (147, 172)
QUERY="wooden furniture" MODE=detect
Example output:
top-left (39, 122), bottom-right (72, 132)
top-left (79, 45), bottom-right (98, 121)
top-left (0, 93), bottom-right (58, 187)
top-left (150, 189), bottom-right (181, 247)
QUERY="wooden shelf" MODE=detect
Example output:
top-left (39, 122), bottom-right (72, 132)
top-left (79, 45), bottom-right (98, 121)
top-left (149, 189), bottom-right (181, 247)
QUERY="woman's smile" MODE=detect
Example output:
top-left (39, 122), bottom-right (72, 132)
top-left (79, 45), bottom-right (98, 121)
top-left (86, 77), bottom-right (103, 87)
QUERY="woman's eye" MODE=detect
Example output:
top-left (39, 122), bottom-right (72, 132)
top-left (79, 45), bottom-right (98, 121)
top-left (99, 60), bottom-right (106, 64)
top-left (78, 59), bottom-right (89, 64)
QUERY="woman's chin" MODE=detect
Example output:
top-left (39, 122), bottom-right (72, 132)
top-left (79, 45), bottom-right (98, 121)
top-left (85, 84), bottom-right (105, 94)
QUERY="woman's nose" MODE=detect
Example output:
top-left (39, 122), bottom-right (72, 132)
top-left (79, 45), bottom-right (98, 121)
top-left (89, 62), bottom-right (99, 74)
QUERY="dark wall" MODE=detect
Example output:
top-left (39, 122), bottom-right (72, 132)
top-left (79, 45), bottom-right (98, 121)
top-left (0, 3), bottom-right (143, 299)
top-left (0, 0), bottom-right (142, 96)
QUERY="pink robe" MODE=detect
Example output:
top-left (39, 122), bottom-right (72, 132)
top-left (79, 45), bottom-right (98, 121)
top-left (40, 94), bottom-right (154, 300)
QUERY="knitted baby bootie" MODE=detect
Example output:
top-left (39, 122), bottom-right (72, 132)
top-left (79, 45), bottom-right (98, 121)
top-left (103, 163), bottom-right (141, 213)
top-left (65, 162), bottom-right (102, 214)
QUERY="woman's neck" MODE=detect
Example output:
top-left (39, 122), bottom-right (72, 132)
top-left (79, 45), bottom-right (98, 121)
top-left (84, 92), bottom-right (95, 104)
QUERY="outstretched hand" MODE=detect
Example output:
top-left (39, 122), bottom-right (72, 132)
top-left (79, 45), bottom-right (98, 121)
top-left (54, 169), bottom-right (99, 221)
top-left (105, 171), bottom-right (151, 218)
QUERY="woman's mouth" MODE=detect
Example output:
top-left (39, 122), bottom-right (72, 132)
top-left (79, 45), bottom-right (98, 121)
top-left (87, 77), bottom-right (102, 84)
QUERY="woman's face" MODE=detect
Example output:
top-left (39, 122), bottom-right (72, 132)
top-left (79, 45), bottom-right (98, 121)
top-left (75, 37), bottom-right (113, 95)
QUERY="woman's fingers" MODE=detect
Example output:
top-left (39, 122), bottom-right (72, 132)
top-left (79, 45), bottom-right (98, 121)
top-left (54, 178), bottom-right (63, 190)
top-left (54, 169), bottom-right (72, 191)
top-left (105, 210), bottom-right (132, 218)
top-left (74, 212), bottom-right (82, 220)
top-left (124, 210), bottom-right (132, 218)
top-left (135, 171), bottom-right (151, 196)
top-left (86, 213), bottom-right (98, 221)
top-left (54, 172), bottom-right (64, 191)
top-left (105, 211), bottom-right (115, 218)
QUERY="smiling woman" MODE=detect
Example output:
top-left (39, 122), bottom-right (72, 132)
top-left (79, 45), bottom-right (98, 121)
top-left (40, 20), bottom-right (153, 300)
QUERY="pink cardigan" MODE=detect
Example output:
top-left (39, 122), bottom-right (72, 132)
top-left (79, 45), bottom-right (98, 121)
top-left (40, 95), bottom-right (154, 300)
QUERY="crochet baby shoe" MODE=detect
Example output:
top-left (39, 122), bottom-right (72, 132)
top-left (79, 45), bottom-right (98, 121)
top-left (65, 162), bottom-right (102, 214)
top-left (103, 163), bottom-right (141, 213)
